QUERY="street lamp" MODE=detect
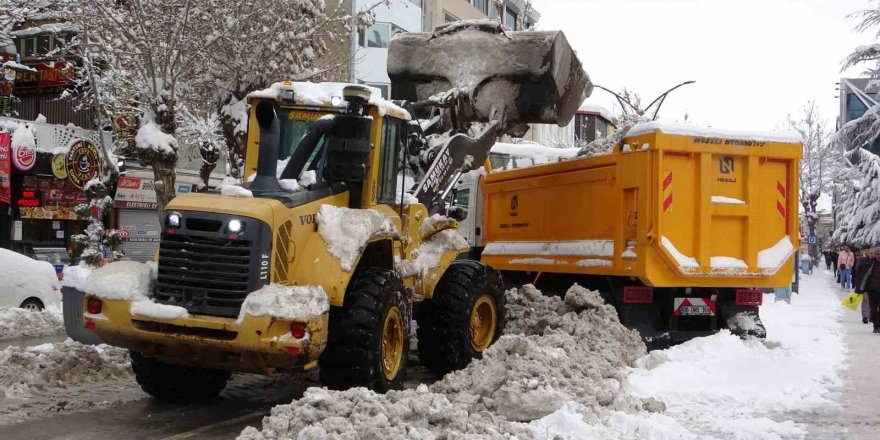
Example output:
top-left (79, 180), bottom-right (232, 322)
top-left (644, 80), bottom-right (696, 121)
top-left (593, 80), bottom-right (696, 120)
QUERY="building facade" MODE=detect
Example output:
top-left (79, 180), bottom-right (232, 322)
top-left (838, 77), bottom-right (880, 154)
top-left (522, 103), bottom-right (616, 147)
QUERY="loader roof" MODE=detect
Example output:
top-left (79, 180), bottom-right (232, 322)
top-left (248, 81), bottom-right (411, 120)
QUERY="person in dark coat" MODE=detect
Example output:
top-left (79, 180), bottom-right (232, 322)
top-left (824, 250), bottom-right (833, 271)
top-left (830, 248), bottom-right (840, 279)
top-left (855, 247), bottom-right (880, 333)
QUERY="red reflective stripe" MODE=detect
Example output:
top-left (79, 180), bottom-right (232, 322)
top-left (663, 194), bottom-right (673, 211)
top-left (704, 298), bottom-right (717, 314)
top-left (777, 181), bottom-right (786, 198)
top-left (777, 201), bottom-right (786, 217)
top-left (663, 173), bottom-right (673, 190)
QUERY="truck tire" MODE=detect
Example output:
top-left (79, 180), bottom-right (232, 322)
top-left (319, 268), bottom-right (409, 392)
top-left (417, 260), bottom-right (505, 376)
top-left (130, 351), bottom-right (230, 402)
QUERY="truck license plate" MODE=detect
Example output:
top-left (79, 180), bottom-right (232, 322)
top-left (674, 297), bottom-right (716, 316)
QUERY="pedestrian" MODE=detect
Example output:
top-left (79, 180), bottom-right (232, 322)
top-left (855, 246), bottom-right (880, 333)
top-left (856, 248), bottom-right (877, 324)
top-left (838, 245), bottom-right (855, 290)
top-left (824, 249), bottom-right (833, 271)
top-left (831, 247), bottom-right (840, 279)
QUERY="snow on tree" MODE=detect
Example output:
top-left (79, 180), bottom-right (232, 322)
top-left (832, 148), bottom-right (880, 246)
top-left (177, 108), bottom-right (224, 191)
top-left (71, 178), bottom-right (121, 266)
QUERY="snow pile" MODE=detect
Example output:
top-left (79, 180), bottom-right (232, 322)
top-left (491, 142), bottom-right (579, 164)
top-left (238, 285), bottom-right (329, 323)
top-left (661, 236), bottom-right (699, 269)
top-left (61, 263), bottom-right (95, 291)
top-left (316, 205), bottom-right (397, 271)
top-left (758, 236), bottom-right (794, 270)
top-left (0, 308), bottom-right (63, 340)
top-left (135, 121), bottom-right (177, 154)
top-left (85, 261), bottom-right (155, 300)
top-left (628, 121), bottom-right (803, 144)
top-left (711, 195), bottom-right (746, 205)
top-left (483, 240), bottom-right (615, 257)
top-left (0, 248), bottom-right (61, 308)
top-left (0, 340), bottom-right (130, 401)
top-left (278, 179), bottom-right (301, 192)
top-left (624, 272), bottom-right (845, 439)
top-left (400, 229), bottom-right (469, 277)
top-left (238, 284), bottom-right (654, 439)
top-left (220, 184), bottom-right (254, 197)
top-left (249, 82), bottom-right (410, 119)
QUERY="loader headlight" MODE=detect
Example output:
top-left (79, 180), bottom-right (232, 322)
top-left (227, 219), bottom-right (244, 233)
top-left (166, 213), bottom-right (181, 229)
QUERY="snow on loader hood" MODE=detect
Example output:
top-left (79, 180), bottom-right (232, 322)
top-left (237, 284), bottom-right (659, 439)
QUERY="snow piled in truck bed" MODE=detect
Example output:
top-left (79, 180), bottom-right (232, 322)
top-left (238, 285), bottom-right (329, 322)
top-left (317, 205), bottom-right (397, 271)
top-left (0, 308), bottom-right (63, 340)
top-left (238, 284), bottom-right (656, 439)
top-left (491, 142), bottom-right (579, 164)
top-left (627, 121), bottom-right (803, 144)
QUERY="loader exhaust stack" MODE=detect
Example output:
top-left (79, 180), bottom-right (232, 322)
top-left (388, 20), bottom-right (592, 136)
top-left (251, 101), bottom-right (283, 194)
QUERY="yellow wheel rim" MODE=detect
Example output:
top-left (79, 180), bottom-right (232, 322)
top-left (469, 294), bottom-right (497, 352)
top-left (380, 306), bottom-right (404, 380)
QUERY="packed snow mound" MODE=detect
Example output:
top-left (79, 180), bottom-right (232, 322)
top-left (491, 142), bottom-right (579, 165)
top-left (398, 229), bottom-right (470, 278)
top-left (238, 284), bottom-right (653, 439)
top-left (0, 248), bottom-right (61, 307)
top-left (239, 285), bottom-right (329, 323)
top-left (317, 205), bottom-right (397, 271)
top-left (0, 340), bottom-right (130, 401)
top-left (61, 263), bottom-right (94, 291)
top-left (0, 308), bottom-right (63, 340)
top-left (85, 260), bottom-right (156, 300)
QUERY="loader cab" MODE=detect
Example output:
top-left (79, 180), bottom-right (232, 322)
top-left (242, 82), bottom-right (412, 210)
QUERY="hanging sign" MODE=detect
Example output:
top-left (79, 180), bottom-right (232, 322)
top-left (12, 139), bottom-right (35, 171)
top-left (0, 131), bottom-right (10, 204)
top-left (65, 139), bottom-right (100, 189)
top-left (52, 153), bottom-right (67, 179)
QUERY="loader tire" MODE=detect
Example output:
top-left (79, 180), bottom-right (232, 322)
top-left (417, 260), bottom-right (505, 376)
top-left (319, 268), bottom-right (409, 392)
top-left (130, 351), bottom-right (230, 402)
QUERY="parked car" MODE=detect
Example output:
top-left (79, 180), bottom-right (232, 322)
top-left (0, 248), bottom-right (62, 311)
top-left (32, 247), bottom-right (70, 281)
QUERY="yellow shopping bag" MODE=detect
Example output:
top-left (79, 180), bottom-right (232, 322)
top-left (842, 292), bottom-right (864, 311)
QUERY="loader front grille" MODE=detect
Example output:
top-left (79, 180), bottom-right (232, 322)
top-left (153, 213), bottom-right (272, 318)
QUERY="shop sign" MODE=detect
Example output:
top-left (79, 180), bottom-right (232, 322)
top-left (0, 131), bottom-right (10, 204)
top-left (65, 140), bottom-right (100, 189)
top-left (19, 206), bottom-right (77, 220)
top-left (20, 189), bottom-right (42, 207)
top-left (13, 61), bottom-right (75, 89)
top-left (52, 154), bottom-right (67, 179)
top-left (12, 141), bottom-right (36, 171)
top-left (115, 176), bottom-right (158, 209)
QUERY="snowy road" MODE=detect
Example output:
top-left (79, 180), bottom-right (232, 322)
top-left (0, 272), bottom-right (872, 439)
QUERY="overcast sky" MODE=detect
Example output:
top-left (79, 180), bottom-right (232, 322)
top-left (530, 0), bottom-right (872, 131)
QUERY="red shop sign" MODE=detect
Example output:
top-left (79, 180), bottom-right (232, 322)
top-left (0, 131), bottom-right (10, 204)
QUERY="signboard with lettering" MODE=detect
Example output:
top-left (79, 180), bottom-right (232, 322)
top-left (0, 131), bottom-right (10, 204)
top-left (65, 140), bottom-right (100, 189)
top-left (13, 60), bottom-right (75, 90)
top-left (12, 138), bottom-right (36, 171)
top-left (115, 177), bottom-right (158, 209)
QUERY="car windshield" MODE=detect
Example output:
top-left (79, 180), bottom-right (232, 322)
top-left (33, 247), bottom-right (69, 265)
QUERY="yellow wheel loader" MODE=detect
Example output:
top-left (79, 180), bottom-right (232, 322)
top-left (82, 21), bottom-right (589, 401)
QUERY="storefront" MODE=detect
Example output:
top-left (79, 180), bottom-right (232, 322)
top-left (115, 174), bottom-right (194, 262)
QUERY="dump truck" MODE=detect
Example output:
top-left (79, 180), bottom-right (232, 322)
top-left (80, 20), bottom-right (589, 401)
top-left (453, 122), bottom-right (802, 347)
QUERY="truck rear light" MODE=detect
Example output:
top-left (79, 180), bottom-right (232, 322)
top-left (735, 289), bottom-right (763, 306)
top-left (285, 346), bottom-right (301, 355)
top-left (290, 323), bottom-right (308, 339)
top-left (623, 286), bottom-right (653, 304)
top-left (87, 297), bottom-right (103, 314)
top-left (85, 321), bottom-right (96, 330)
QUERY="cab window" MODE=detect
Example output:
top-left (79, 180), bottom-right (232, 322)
top-left (378, 117), bottom-right (406, 203)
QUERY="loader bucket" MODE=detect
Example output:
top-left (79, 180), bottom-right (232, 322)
top-left (388, 20), bottom-right (592, 134)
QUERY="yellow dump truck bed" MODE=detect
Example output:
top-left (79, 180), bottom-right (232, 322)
top-left (480, 122), bottom-right (802, 289)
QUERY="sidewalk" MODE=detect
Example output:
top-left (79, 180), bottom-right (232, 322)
top-left (801, 269), bottom-right (880, 439)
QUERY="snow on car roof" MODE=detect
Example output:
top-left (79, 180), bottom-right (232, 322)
top-left (627, 121), bottom-right (803, 144)
top-left (248, 81), bottom-right (411, 120)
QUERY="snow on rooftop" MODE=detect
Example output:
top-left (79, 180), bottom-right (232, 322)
top-left (577, 103), bottom-right (613, 122)
top-left (9, 23), bottom-right (78, 37)
top-left (627, 121), bottom-right (803, 144)
top-left (491, 142), bottom-right (579, 164)
top-left (248, 82), bottom-right (411, 120)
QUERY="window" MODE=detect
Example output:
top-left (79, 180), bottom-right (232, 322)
top-left (378, 117), bottom-right (407, 203)
top-left (452, 188), bottom-right (470, 218)
top-left (847, 94), bottom-right (869, 123)
top-left (504, 7), bottom-right (518, 30)
top-left (361, 23), bottom-right (391, 48)
top-left (472, 0), bottom-right (488, 15)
